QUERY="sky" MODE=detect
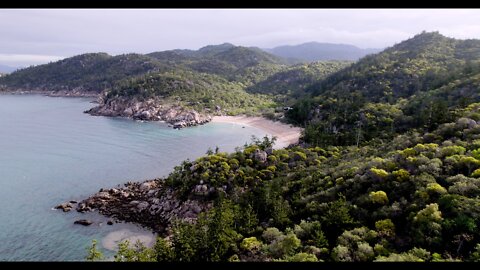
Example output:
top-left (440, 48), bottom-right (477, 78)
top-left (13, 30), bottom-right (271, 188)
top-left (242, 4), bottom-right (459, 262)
top-left (1, 9), bottom-right (480, 67)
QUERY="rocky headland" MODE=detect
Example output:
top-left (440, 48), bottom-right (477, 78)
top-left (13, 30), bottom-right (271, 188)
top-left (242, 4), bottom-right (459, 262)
top-left (1, 86), bottom-right (213, 128)
top-left (85, 96), bottom-right (212, 128)
top-left (68, 179), bottom-right (214, 234)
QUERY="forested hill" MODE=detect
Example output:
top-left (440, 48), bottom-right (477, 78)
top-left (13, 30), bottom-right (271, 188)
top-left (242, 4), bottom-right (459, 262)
top-left (287, 31), bottom-right (480, 146)
top-left (264, 42), bottom-right (381, 62)
top-left (0, 43), bottom-right (350, 120)
top-left (246, 61), bottom-right (352, 102)
top-left (0, 44), bottom-right (286, 93)
top-left (0, 53), bottom-right (169, 93)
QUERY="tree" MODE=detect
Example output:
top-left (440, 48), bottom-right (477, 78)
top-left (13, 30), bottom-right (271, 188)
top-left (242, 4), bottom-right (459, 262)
top-left (154, 237), bottom-right (174, 262)
top-left (205, 199), bottom-right (242, 261)
top-left (321, 196), bottom-right (355, 245)
top-left (266, 231), bottom-right (301, 259)
top-left (234, 203), bottom-right (259, 235)
top-left (86, 239), bottom-right (103, 261)
top-left (469, 244), bottom-right (480, 262)
top-left (240, 237), bottom-right (262, 252)
top-left (250, 135), bottom-right (277, 150)
top-left (412, 203), bottom-right (443, 247)
top-left (286, 252), bottom-right (319, 262)
top-left (375, 248), bottom-right (431, 262)
top-left (369, 191), bottom-right (389, 205)
top-left (114, 240), bottom-right (156, 262)
top-left (293, 220), bottom-right (328, 248)
top-left (375, 219), bottom-right (395, 238)
top-left (332, 227), bottom-right (377, 262)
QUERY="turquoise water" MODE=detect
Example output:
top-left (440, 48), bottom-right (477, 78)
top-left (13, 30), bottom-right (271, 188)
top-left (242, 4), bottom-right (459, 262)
top-left (0, 94), bottom-right (268, 261)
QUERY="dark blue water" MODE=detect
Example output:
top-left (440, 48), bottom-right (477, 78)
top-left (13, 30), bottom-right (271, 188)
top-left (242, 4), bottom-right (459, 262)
top-left (0, 94), bottom-right (268, 261)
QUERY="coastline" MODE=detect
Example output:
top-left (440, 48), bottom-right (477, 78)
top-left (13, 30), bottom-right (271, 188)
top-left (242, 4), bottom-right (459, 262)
top-left (0, 88), bottom-right (100, 98)
top-left (1, 91), bottom-right (302, 148)
top-left (211, 115), bottom-right (303, 149)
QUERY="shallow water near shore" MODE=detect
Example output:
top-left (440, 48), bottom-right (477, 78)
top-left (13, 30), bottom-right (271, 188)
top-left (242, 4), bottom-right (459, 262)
top-left (0, 94), bottom-right (269, 261)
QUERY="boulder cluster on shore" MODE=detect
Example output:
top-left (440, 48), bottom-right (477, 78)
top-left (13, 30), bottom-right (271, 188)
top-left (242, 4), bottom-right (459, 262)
top-left (85, 97), bottom-right (212, 128)
top-left (0, 88), bottom-right (214, 129)
top-left (57, 179), bottom-right (212, 233)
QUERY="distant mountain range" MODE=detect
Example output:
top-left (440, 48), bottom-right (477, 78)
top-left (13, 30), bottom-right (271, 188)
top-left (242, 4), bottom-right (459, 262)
top-left (263, 42), bottom-right (381, 62)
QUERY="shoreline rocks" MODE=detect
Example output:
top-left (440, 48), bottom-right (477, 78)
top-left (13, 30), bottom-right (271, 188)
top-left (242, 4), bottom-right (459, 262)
top-left (1, 87), bottom-right (213, 129)
top-left (0, 87), bottom-right (100, 98)
top-left (55, 202), bottom-right (73, 212)
top-left (85, 96), bottom-right (212, 128)
top-left (70, 179), bottom-right (211, 234)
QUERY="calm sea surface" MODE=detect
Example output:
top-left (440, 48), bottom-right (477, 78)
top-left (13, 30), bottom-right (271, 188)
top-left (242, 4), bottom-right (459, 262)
top-left (0, 94), bottom-right (268, 261)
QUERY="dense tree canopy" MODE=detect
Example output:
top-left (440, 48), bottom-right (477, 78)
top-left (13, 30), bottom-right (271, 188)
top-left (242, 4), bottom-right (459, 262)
top-left (14, 31), bottom-right (480, 262)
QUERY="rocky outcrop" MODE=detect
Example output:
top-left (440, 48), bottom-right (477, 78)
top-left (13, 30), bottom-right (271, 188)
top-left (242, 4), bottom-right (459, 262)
top-left (1, 87), bottom-right (211, 128)
top-left (55, 202), bottom-right (73, 212)
top-left (85, 96), bottom-right (212, 128)
top-left (252, 149), bottom-right (268, 163)
top-left (74, 219), bottom-right (93, 226)
top-left (74, 179), bottom-right (212, 233)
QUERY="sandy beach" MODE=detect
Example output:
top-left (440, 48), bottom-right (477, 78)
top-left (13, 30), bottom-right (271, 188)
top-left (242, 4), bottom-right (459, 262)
top-left (211, 116), bottom-right (303, 149)
top-left (102, 228), bottom-right (157, 251)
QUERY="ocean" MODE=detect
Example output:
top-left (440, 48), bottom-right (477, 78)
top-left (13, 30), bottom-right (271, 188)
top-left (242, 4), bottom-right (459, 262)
top-left (0, 94), bottom-right (269, 261)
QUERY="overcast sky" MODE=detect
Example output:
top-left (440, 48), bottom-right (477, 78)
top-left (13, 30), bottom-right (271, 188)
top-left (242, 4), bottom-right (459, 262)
top-left (1, 9), bottom-right (480, 67)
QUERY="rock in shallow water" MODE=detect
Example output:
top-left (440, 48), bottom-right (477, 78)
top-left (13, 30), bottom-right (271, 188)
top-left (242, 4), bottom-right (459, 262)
top-left (74, 219), bottom-right (93, 226)
top-left (55, 202), bottom-right (73, 212)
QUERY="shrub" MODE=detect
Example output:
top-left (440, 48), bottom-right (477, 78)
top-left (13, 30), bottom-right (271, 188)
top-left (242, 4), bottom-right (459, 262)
top-left (240, 237), bottom-right (262, 251)
top-left (286, 252), bottom-right (319, 262)
top-left (375, 219), bottom-right (395, 237)
top-left (369, 191), bottom-right (389, 205)
top-left (392, 169), bottom-right (410, 182)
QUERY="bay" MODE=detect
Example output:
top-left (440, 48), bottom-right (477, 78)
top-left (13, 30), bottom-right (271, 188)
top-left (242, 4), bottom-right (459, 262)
top-left (0, 94), bottom-right (268, 261)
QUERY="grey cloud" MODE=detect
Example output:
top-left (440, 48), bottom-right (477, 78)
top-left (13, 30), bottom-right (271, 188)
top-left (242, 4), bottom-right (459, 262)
top-left (1, 9), bottom-right (480, 67)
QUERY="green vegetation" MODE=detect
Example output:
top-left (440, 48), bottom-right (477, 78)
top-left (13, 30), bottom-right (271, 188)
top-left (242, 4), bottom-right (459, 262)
top-left (288, 31), bottom-right (480, 146)
top-left (0, 53), bottom-right (168, 92)
top-left (16, 31), bottom-right (478, 262)
top-left (0, 44), bottom-right (348, 118)
top-left (91, 101), bottom-right (480, 261)
top-left (106, 69), bottom-right (276, 116)
top-left (85, 240), bottom-right (103, 261)
top-left (246, 61), bottom-right (352, 103)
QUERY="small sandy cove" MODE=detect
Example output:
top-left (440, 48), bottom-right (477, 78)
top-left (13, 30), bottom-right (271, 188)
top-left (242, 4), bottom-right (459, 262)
top-left (102, 228), bottom-right (156, 251)
top-left (212, 116), bottom-right (303, 149)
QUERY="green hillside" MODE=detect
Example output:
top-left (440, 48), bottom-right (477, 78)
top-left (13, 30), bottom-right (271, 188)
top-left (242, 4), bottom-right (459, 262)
top-left (247, 61), bottom-right (352, 102)
top-left (287, 32), bottom-right (480, 146)
top-left (107, 70), bottom-right (276, 116)
top-left (99, 101), bottom-right (480, 262)
top-left (0, 44), bottom-right (293, 116)
top-left (0, 53), bottom-right (169, 92)
top-left (17, 31), bottom-right (478, 262)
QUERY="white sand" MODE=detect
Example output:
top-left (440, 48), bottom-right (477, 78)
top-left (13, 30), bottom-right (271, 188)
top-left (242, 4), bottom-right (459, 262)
top-left (211, 116), bottom-right (303, 149)
top-left (102, 229), bottom-right (156, 251)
